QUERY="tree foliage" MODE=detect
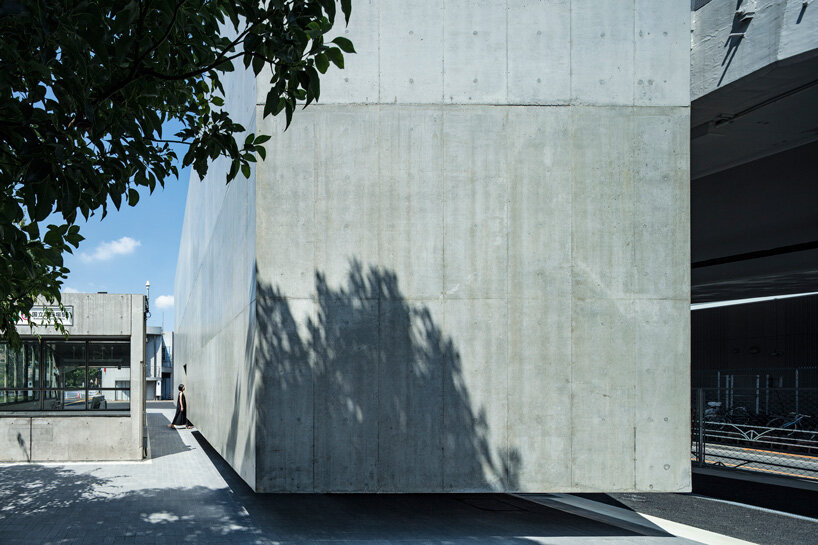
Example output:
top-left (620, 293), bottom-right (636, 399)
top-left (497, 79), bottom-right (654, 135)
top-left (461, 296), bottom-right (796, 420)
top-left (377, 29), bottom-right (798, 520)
top-left (0, 0), bottom-right (354, 346)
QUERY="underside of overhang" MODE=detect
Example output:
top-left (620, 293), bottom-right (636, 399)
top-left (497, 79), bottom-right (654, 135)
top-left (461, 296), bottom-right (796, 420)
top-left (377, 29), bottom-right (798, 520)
top-left (691, 51), bottom-right (818, 303)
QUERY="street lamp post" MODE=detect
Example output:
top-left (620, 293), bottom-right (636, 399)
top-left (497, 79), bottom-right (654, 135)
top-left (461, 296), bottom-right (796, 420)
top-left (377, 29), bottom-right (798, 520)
top-left (142, 281), bottom-right (150, 457)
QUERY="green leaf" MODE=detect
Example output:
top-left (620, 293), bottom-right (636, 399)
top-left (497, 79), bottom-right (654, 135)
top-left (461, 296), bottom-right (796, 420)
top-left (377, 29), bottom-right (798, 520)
top-left (326, 47), bottom-right (344, 69)
top-left (315, 53), bottom-right (329, 74)
top-left (307, 66), bottom-right (321, 103)
top-left (43, 227), bottom-right (61, 247)
top-left (263, 92), bottom-right (278, 118)
top-left (331, 37), bottom-right (356, 53)
top-left (228, 160), bottom-right (240, 181)
top-left (284, 101), bottom-right (294, 129)
top-left (111, 190), bottom-right (122, 210)
top-left (341, 0), bottom-right (352, 24)
top-left (0, 0), bottom-right (347, 346)
top-left (252, 54), bottom-right (265, 75)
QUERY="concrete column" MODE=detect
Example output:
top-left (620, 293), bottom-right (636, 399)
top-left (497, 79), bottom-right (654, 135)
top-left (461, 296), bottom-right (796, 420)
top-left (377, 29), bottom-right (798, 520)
top-left (130, 294), bottom-right (146, 458)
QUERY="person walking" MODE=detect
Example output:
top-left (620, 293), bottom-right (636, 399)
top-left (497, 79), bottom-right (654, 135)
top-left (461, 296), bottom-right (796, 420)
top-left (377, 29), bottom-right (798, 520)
top-left (169, 384), bottom-right (193, 429)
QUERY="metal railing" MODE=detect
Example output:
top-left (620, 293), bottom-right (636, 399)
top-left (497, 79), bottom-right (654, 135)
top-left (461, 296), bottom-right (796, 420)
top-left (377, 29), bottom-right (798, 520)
top-left (692, 387), bottom-right (818, 481)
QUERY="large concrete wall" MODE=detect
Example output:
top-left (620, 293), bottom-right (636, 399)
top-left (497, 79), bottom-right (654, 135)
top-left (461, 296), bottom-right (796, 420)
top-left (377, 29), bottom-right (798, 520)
top-left (174, 51), bottom-right (259, 486)
top-left (177, 0), bottom-right (692, 493)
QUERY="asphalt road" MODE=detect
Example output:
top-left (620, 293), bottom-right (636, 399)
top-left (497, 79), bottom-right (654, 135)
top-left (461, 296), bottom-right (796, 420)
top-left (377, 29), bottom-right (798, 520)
top-left (580, 491), bottom-right (818, 545)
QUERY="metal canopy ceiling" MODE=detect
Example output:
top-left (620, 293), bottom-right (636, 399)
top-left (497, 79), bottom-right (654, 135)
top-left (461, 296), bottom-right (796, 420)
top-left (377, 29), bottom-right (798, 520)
top-left (691, 52), bottom-right (818, 303)
top-left (691, 51), bottom-right (818, 181)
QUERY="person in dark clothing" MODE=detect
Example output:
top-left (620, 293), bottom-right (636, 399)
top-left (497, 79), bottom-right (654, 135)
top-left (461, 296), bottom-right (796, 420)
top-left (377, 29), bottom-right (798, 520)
top-left (169, 384), bottom-right (192, 429)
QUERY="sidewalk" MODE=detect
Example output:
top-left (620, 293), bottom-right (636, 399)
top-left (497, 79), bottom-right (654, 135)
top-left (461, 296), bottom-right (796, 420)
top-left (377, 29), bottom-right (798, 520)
top-left (0, 404), bottom-right (707, 544)
top-left (0, 403), bottom-right (272, 544)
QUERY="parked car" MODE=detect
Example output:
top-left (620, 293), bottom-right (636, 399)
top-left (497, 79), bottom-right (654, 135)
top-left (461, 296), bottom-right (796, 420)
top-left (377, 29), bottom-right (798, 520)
top-left (89, 390), bottom-right (108, 409)
top-left (62, 390), bottom-right (107, 409)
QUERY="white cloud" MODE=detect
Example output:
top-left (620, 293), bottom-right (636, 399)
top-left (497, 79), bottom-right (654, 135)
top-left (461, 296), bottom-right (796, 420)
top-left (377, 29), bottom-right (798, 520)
top-left (80, 236), bottom-right (141, 263)
top-left (62, 287), bottom-right (80, 293)
top-left (155, 295), bottom-right (174, 310)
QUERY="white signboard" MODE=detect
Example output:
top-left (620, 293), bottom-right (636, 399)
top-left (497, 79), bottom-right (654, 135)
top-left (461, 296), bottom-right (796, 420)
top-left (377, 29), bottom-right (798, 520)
top-left (17, 305), bottom-right (74, 326)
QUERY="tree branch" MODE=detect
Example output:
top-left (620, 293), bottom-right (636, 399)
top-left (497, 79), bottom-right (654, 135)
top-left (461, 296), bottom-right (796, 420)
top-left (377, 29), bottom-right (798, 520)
top-left (137, 0), bottom-right (186, 65)
top-left (144, 51), bottom-right (246, 81)
top-left (147, 137), bottom-right (190, 145)
top-left (94, 14), bottom-right (255, 103)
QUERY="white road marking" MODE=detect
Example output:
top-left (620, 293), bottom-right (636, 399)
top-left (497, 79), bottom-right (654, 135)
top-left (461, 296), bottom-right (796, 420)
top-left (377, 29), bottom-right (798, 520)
top-left (520, 494), bottom-right (760, 545)
top-left (638, 513), bottom-right (758, 545)
top-left (691, 494), bottom-right (818, 523)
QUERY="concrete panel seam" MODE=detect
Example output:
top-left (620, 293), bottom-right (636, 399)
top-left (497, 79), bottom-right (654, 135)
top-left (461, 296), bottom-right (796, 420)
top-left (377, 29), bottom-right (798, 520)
top-left (439, 96), bottom-right (446, 491)
top-left (258, 102), bottom-right (579, 108)
top-left (261, 103), bottom-right (688, 112)
top-left (377, 0), bottom-right (382, 104)
top-left (504, 103), bottom-right (511, 492)
top-left (633, 426), bottom-right (637, 490)
top-left (311, 106), bottom-right (318, 493)
top-left (440, 94), bottom-right (447, 490)
top-left (632, 0), bottom-right (636, 108)
top-left (376, 100), bottom-right (382, 490)
top-left (505, 0), bottom-right (510, 103)
top-left (569, 0), bottom-right (573, 103)
top-left (568, 103), bottom-right (575, 488)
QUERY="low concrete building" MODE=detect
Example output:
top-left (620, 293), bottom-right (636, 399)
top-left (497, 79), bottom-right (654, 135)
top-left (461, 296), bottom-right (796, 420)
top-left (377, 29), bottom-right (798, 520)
top-left (0, 292), bottom-right (146, 462)
top-left (146, 326), bottom-right (174, 400)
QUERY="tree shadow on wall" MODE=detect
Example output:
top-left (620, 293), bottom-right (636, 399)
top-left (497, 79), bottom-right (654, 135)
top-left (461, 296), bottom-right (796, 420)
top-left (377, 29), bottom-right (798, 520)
top-left (243, 259), bottom-right (520, 492)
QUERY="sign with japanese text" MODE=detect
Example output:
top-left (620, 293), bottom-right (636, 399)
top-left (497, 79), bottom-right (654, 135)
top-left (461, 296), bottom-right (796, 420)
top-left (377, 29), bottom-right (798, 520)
top-left (16, 305), bottom-right (74, 326)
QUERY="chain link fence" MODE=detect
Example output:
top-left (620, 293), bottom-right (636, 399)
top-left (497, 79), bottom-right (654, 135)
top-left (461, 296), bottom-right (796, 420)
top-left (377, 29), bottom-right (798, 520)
top-left (692, 387), bottom-right (818, 481)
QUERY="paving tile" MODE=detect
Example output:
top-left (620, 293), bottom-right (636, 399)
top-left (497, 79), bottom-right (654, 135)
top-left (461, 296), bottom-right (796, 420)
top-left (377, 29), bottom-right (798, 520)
top-left (0, 404), bottom-right (272, 545)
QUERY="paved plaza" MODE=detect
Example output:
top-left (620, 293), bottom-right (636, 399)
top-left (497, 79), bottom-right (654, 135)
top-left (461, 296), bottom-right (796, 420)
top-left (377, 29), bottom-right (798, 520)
top-left (0, 403), bottom-right (723, 544)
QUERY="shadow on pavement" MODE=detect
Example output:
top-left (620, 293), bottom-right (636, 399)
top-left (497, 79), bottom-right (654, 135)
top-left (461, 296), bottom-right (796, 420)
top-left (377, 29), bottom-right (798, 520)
top-left (147, 411), bottom-right (194, 460)
top-left (193, 430), bottom-right (653, 542)
top-left (0, 464), bottom-right (271, 545)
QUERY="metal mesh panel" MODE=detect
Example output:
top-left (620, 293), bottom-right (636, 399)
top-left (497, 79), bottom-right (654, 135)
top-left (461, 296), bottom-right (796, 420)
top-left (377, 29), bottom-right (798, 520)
top-left (692, 387), bottom-right (818, 481)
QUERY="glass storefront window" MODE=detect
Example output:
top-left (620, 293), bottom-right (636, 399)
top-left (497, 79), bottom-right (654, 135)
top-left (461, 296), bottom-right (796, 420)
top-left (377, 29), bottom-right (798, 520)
top-left (44, 341), bottom-right (86, 389)
top-left (42, 390), bottom-right (61, 410)
top-left (0, 340), bottom-right (130, 412)
top-left (88, 342), bottom-right (129, 369)
top-left (0, 391), bottom-right (40, 411)
top-left (0, 341), bottom-right (40, 390)
top-left (86, 389), bottom-right (130, 411)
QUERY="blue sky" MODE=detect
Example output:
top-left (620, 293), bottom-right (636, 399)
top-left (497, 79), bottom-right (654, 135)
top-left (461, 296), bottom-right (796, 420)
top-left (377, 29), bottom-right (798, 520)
top-left (61, 164), bottom-right (190, 331)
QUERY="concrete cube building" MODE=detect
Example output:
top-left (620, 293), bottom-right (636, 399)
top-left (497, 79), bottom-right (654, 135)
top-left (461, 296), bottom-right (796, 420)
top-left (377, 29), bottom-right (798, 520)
top-left (175, 1), bottom-right (691, 492)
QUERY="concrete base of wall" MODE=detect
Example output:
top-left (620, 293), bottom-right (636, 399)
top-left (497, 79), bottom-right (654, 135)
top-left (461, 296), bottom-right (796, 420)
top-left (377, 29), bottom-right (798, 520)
top-left (0, 416), bottom-right (141, 462)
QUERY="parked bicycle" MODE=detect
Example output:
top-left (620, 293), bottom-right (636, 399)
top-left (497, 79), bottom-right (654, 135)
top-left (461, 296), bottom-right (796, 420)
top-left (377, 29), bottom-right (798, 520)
top-left (766, 412), bottom-right (815, 438)
top-left (704, 402), bottom-right (753, 427)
